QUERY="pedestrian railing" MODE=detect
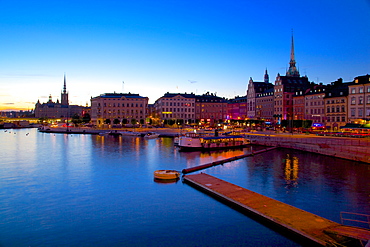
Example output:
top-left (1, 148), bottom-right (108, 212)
top-left (340, 212), bottom-right (370, 229)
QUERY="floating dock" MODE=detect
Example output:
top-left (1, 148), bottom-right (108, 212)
top-left (182, 147), bottom-right (277, 174)
top-left (183, 173), bottom-right (370, 246)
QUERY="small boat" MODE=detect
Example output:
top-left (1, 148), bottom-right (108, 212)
top-left (119, 131), bottom-right (142, 136)
top-left (154, 170), bottom-right (180, 180)
top-left (144, 132), bottom-right (160, 139)
top-left (174, 137), bottom-right (179, 146)
top-left (177, 132), bottom-right (250, 151)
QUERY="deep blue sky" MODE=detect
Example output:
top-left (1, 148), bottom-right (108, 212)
top-left (0, 0), bottom-right (369, 110)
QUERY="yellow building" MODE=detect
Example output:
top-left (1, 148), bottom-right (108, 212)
top-left (90, 93), bottom-right (148, 127)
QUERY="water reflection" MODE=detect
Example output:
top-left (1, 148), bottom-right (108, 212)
top-left (284, 154), bottom-right (299, 186)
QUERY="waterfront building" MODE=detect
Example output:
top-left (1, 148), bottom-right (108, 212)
top-left (34, 75), bottom-right (87, 119)
top-left (195, 92), bottom-right (228, 126)
top-left (273, 35), bottom-right (311, 123)
top-left (324, 78), bottom-right (352, 130)
top-left (90, 93), bottom-right (148, 126)
top-left (347, 74), bottom-right (370, 124)
top-left (246, 69), bottom-right (273, 119)
top-left (256, 88), bottom-right (274, 122)
top-left (293, 91), bottom-right (305, 120)
top-left (153, 92), bottom-right (196, 124)
top-left (303, 84), bottom-right (327, 125)
top-left (227, 96), bottom-right (247, 121)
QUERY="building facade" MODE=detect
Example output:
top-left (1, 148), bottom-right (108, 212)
top-left (304, 84), bottom-right (327, 125)
top-left (256, 88), bottom-right (274, 122)
top-left (227, 96), bottom-right (247, 121)
top-left (347, 75), bottom-right (370, 123)
top-left (153, 93), bottom-right (196, 124)
top-left (195, 92), bottom-right (228, 125)
top-left (324, 78), bottom-right (351, 130)
top-left (90, 93), bottom-right (148, 126)
top-left (246, 70), bottom-right (273, 119)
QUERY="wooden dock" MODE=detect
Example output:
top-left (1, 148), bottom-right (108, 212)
top-left (182, 147), bottom-right (277, 174)
top-left (183, 173), bottom-right (370, 246)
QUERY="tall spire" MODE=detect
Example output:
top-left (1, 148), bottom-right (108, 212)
top-left (63, 73), bottom-right (67, 94)
top-left (286, 31), bottom-right (300, 77)
top-left (61, 74), bottom-right (69, 106)
top-left (264, 68), bottom-right (269, 83)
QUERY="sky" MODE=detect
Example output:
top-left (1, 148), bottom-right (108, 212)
top-left (0, 0), bottom-right (369, 111)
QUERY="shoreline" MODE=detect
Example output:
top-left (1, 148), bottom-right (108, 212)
top-left (34, 127), bottom-right (370, 164)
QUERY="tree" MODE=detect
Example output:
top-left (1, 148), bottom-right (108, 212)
top-left (71, 113), bottom-right (82, 125)
top-left (82, 113), bottom-right (91, 123)
top-left (122, 119), bottom-right (128, 125)
top-left (113, 118), bottom-right (120, 125)
top-left (131, 119), bottom-right (137, 125)
top-left (105, 119), bottom-right (111, 124)
top-left (140, 119), bottom-right (144, 125)
top-left (302, 120), bottom-right (312, 129)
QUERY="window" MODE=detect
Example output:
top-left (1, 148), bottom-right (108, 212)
top-left (342, 116), bottom-right (345, 122)
top-left (351, 108), bottom-right (355, 117)
top-left (359, 87), bottom-right (364, 93)
top-left (367, 87), bottom-right (370, 93)
top-left (351, 97), bottom-right (356, 105)
top-left (327, 107), bottom-right (330, 113)
top-left (358, 109), bottom-right (363, 117)
top-left (351, 88), bottom-right (356, 94)
top-left (359, 96), bottom-right (363, 104)
top-left (367, 96), bottom-right (370, 104)
top-left (341, 106), bottom-right (345, 112)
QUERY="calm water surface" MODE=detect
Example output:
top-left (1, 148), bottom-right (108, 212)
top-left (0, 129), bottom-right (369, 246)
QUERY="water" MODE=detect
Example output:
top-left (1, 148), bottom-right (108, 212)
top-left (0, 129), bottom-right (369, 246)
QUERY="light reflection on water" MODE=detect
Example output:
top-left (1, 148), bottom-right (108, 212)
top-left (0, 128), bottom-right (369, 246)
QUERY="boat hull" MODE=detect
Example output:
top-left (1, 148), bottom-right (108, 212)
top-left (153, 170), bottom-right (180, 180)
top-left (177, 135), bottom-right (250, 151)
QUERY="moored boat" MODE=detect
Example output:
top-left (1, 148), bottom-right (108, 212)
top-left (177, 132), bottom-right (250, 151)
top-left (154, 170), bottom-right (180, 180)
top-left (144, 132), bottom-right (160, 139)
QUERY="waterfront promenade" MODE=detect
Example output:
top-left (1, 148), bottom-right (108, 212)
top-left (38, 126), bottom-right (370, 164)
top-left (245, 131), bottom-right (370, 164)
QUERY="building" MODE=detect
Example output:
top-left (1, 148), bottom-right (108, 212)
top-left (90, 93), bottom-right (148, 126)
top-left (293, 91), bottom-right (305, 120)
top-left (273, 35), bottom-right (311, 123)
top-left (303, 84), bottom-right (327, 125)
top-left (324, 78), bottom-right (352, 130)
top-left (347, 74), bottom-right (370, 123)
top-left (153, 92), bottom-right (196, 124)
top-left (227, 96), bottom-right (247, 121)
top-left (246, 69), bottom-right (273, 119)
top-left (34, 75), bottom-right (87, 119)
top-left (256, 88), bottom-right (274, 122)
top-left (195, 92), bottom-right (228, 126)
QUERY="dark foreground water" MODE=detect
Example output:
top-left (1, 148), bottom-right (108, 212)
top-left (0, 128), bottom-right (369, 247)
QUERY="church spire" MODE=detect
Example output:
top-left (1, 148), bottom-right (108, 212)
top-left (61, 74), bottom-right (69, 106)
top-left (63, 74), bottom-right (67, 94)
top-left (264, 68), bottom-right (269, 83)
top-left (286, 32), bottom-right (300, 77)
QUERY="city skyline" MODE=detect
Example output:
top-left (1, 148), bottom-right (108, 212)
top-left (1, 0), bottom-right (369, 111)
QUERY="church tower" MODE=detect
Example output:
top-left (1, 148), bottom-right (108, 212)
top-left (61, 74), bottom-right (69, 106)
top-left (286, 34), bottom-right (300, 77)
top-left (264, 68), bottom-right (269, 83)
